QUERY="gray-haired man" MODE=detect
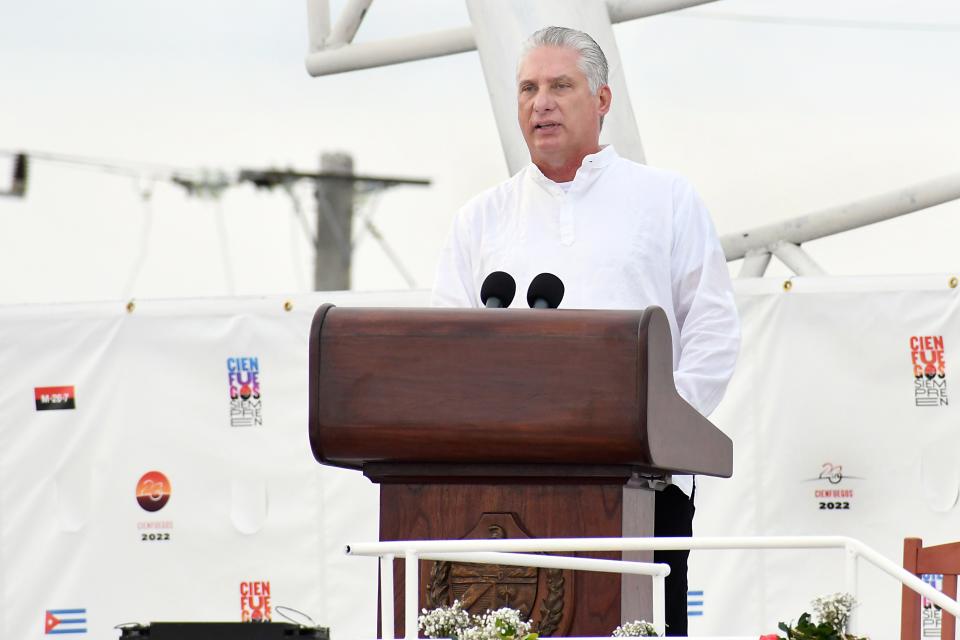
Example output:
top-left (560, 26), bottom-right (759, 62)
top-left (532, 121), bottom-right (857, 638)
top-left (433, 26), bottom-right (740, 635)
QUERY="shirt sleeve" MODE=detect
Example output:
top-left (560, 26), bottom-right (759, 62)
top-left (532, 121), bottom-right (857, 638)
top-left (670, 177), bottom-right (741, 416)
top-left (431, 206), bottom-right (480, 308)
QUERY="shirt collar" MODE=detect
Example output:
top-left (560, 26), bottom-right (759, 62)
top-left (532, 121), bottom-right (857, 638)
top-left (581, 144), bottom-right (618, 170)
top-left (528, 145), bottom-right (619, 192)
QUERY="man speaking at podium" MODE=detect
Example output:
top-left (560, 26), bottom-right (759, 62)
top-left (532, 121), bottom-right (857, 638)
top-left (432, 26), bottom-right (739, 635)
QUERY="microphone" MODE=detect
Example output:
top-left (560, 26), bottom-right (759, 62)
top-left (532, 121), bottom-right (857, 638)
top-left (480, 271), bottom-right (516, 308)
top-left (526, 273), bottom-right (565, 309)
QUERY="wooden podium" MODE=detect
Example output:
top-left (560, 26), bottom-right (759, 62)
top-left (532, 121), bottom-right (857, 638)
top-left (308, 305), bottom-right (731, 637)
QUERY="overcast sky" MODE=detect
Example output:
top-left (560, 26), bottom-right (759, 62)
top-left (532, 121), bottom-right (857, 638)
top-left (2, 0), bottom-right (959, 305)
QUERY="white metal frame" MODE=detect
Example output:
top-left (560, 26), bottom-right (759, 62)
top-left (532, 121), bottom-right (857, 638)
top-left (721, 171), bottom-right (960, 277)
top-left (346, 535), bottom-right (960, 640)
top-left (303, 0), bottom-right (720, 76)
top-left (302, 1), bottom-right (960, 278)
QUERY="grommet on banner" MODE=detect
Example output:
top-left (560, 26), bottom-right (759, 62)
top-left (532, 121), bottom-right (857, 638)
top-left (126, 300), bottom-right (136, 313)
top-left (782, 279), bottom-right (793, 292)
top-left (283, 300), bottom-right (294, 312)
top-left (949, 276), bottom-right (958, 289)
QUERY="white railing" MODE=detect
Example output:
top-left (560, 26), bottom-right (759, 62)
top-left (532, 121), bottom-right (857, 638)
top-left (345, 535), bottom-right (960, 640)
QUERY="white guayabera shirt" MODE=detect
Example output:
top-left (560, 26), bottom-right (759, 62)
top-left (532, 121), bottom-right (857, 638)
top-left (432, 145), bottom-right (740, 496)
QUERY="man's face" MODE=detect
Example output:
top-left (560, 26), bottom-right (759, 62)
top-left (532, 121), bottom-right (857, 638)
top-left (517, 46), bottom-right (611, 168)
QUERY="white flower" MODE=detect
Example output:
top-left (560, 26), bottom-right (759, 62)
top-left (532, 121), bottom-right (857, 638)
top-left (812, 592), bottom-right (857, 634)
top-left (612, 620), bottom-right (659, 637)
top-left (419, 604), bottom-right (533, 640)
top-left (418, 600), bottom-right (472, 640)
top-left (475, 607), bottom-right (533, 640)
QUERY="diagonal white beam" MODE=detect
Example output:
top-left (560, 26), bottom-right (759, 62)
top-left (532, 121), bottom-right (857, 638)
top-left (306, 27), bottom-right (475, 76)
top-left (771, 242), bottom-right (826, 276)
top-left (721, 171), bottom-right (960, 262)
top-left (738, 250), bottom-right (771, 277)
top-left (305, 0), bottom-right (331, 52)
top-left (326, 0), bottom-right (374, 47)
top-left (305, 0), bottom-right (720, 76)
top-left (606, 0), bottom-right (721, 22)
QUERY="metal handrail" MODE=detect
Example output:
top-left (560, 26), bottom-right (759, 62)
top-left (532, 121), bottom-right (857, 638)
top-left (346, 535), bottom-right (960, 640)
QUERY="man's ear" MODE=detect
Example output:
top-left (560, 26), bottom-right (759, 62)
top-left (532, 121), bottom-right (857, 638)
top-left (597, 84), bottom-right (612, 116)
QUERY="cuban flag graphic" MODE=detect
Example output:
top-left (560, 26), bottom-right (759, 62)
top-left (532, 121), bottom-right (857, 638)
top-left (687, 590), bottom-right (704, 617)
top-left (45, 609), bottom-right (87, 635)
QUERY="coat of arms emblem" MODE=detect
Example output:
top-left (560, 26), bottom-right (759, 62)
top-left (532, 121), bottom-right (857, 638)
top-left (424, 513), bottom-right (573, 636)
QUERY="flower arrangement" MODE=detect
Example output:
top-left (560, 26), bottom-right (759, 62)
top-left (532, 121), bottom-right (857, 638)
top-left (763, 592), bottom-right (867, 640)
top-left (612, 620), bottom-right (659, 637)
top-left (418, 600), bottom-right (473, 640)
top-left (418, 602), bottom-right (538, 640)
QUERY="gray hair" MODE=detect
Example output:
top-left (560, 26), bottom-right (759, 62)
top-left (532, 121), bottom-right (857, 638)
top-left (519, 26), bottom-right (609, 95)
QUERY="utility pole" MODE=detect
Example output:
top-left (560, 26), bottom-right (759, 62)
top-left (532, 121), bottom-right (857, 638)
top-left (0, 153), bottom-right (28, 198)
top-left (238, 152), bottom-right (430, 291)
top-left (314, 153), bottom-right (354, 290)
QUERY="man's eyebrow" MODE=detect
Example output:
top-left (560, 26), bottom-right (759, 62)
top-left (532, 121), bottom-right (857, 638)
top-left (518, 74), bottom-right (576, 86)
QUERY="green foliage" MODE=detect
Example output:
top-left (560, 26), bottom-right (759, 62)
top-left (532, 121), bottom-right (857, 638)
top-left (778, 612), bottom-right (843, 640)
top-left (772, 593), bottom-right (866, 640)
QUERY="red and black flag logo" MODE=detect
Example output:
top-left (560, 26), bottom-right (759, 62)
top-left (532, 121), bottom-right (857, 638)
top-left (35, 386), bottom-right (76, 411)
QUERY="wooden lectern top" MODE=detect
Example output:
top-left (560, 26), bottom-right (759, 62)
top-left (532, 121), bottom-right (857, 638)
top-left (308, 305), bottom-right (731, 481)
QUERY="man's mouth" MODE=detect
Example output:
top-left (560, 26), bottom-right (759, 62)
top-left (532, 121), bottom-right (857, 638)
top-left (534, 122), bottom-right (560, 131)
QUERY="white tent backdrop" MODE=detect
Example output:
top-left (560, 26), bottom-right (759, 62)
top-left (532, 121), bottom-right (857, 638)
top-left (0, 277), bottom-right (956, 639)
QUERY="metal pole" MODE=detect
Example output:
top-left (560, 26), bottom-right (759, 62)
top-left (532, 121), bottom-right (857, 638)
top-left (721, 171), bottom-right (960, 261)
top-left (844, 544), bottom-right (859, 636)
top-left (305, 0), bottom-right (331, 51)
top-left (771, 241), bottom-right (826, 276)
top-left (347, 535), bottom-right (857, 555)
top-left (738, 251), bottom-right (771, 278)
top-left (652, 574), bottom-right (667, 636)
top-left (314, 152), bottom-right (354, 291)
top-left (382, 553), bottom-right (395, 640)
top-left (421, 551), bottom-right (669, 577)
top-left (404, 552), bottom-right (419, 640)
top-left (606, 0), bottom-right (721, 22)
top-left (303, 0), bottom-right (720, 77)
top-left (327, 0), bottom-right (374, 47)
top-left (305, 27), bottom-right (475, 76)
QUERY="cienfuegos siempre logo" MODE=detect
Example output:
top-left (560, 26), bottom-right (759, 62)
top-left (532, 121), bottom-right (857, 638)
top-left (240, 580), bottom-right (272, 622)
top-left (228, 357), bottom-right (262, 427)
top-left (911, 335), bottom-right (947, 407)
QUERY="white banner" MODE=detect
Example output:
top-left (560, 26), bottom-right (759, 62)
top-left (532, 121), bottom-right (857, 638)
top-left (0, 277), bottom-right (957, 640)
top-left (693, 275), bottom-right (959, 639)
top-left (0, 292), bottom-right (408, 640)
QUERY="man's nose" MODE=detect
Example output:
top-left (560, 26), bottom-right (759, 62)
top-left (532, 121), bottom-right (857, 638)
top-left (533, 89), bottom-right (555, 112)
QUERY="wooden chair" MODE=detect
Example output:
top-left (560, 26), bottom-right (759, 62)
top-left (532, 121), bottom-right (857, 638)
top-left (902, 537), bottom-right (960, 640)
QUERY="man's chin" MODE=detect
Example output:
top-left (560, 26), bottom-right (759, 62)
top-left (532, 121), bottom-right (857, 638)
top-left (531, 139), bottom-right (564, 158)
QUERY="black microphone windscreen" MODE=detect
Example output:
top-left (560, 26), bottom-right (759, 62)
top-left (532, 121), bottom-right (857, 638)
top-left (480, 271), bottom-right (517, 308)
top-left (527, 273), bottom-right (565, 309)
